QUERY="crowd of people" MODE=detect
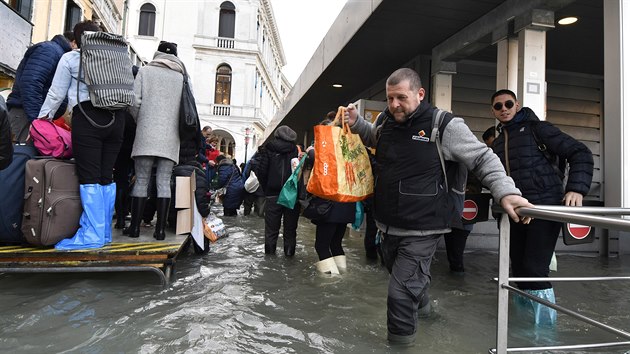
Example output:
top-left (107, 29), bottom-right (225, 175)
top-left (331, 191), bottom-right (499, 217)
top-left (1, 22), bottom-right (594, 346)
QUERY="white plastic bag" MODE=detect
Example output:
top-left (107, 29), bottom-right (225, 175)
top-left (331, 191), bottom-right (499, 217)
top-left (244, 171), bottom-right (259, 193)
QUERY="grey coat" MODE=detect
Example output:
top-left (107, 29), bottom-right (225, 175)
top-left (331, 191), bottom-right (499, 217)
top-left (130, 52), bottom-right (185, 164)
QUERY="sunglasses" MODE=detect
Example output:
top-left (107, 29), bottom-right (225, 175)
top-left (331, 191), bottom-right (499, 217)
top-left (493, 100), bottom-right (515, 111)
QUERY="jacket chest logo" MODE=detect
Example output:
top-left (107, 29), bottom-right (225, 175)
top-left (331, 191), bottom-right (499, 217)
top-left (412, 129), bottom-right (429, 142)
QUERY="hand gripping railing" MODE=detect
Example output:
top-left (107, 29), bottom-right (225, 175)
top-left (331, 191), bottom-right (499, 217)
top-left (490, 205), bottom-right (630, 354)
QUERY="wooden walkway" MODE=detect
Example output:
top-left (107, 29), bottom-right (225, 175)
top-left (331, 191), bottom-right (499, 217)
top-left (0, 229), bottom-right (190, 286)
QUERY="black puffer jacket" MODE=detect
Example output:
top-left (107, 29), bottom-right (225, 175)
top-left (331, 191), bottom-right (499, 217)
top-left (493, 107), bottom-right (593, 205)
top-left (0, 96), bottom-right (12, 170)
top-left (256, 137), bottom-right (297, 197)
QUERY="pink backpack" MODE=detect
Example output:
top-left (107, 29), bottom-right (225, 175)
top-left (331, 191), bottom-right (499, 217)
top-left (30, 119), bottom-right (73, 159)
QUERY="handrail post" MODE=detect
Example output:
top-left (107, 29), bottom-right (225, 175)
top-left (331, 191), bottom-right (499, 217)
top-left (496, 213), bottom-right (511, 354)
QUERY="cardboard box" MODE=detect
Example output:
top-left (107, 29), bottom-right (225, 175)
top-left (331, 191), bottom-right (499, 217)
top-left (175, 172), bottom-right (196, 235)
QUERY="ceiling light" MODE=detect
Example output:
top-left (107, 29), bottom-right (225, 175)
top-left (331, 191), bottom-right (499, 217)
top-left (558, 16), bottom-right (578, 25)
top-left (332, 84), bottom-right (343, 88)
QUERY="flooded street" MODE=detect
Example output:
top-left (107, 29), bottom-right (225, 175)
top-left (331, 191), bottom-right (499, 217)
top-left (1, 207), bottom-right (629, 353)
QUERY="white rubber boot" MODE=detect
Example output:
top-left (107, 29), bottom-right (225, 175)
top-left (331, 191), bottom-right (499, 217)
top-left (333, 255), bottom-right (347, 272)
top-left (315, 257), bottom-right (340, 275)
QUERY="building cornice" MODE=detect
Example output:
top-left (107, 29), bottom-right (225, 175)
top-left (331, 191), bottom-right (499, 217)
top-left (260, 0), bottom-right (286, 66)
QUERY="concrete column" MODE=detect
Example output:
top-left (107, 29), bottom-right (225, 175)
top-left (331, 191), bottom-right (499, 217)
top-left (517, 28), bottom-right (547, 120)
top-left (512, 9), bottom-right (555, 120)
top-left (604, 0), bottom-right (630, 253)
top-left (495, 37), bottom-right (519, 92)
top-left (430, 61), bottom-right (456, 112)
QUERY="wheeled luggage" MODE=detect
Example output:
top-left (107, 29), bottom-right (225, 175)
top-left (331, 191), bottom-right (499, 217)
top-left (21, 159), bottom-right (82, 246)
top-left (0, 145), bottom-right (36, 244)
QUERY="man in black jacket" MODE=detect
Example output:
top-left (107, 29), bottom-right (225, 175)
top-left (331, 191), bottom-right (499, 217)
top-left (6, 34), bottom-right (72, 143)
top-left (255, 125), bottom-right (300, 256)
top-left (491, 89), bottom-right (593, 326)
top-left (0, 96), bottom-right (13, 170)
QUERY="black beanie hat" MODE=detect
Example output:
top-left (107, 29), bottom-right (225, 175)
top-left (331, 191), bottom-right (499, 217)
top-left (274, 125), bottom-right (297, 142)
top-left (157, 41), bottom-right (178, 56)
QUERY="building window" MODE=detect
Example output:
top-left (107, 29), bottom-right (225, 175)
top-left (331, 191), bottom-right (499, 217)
top-left (8, 0), bottom-right (33, 21)
top-left (218, 1), bottom-right (235, 38)
top-left (215, 64), bottom-right (232, 105)
top-left (138, 3), bottom-right (156, 36)
top-left (64, 1), bottom-right (82, 32)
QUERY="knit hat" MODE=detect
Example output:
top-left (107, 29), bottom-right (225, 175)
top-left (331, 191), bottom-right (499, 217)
top-left (157, 41), bottom-right (178, 56)
top-left (274, 125), bottom-right (297, 142)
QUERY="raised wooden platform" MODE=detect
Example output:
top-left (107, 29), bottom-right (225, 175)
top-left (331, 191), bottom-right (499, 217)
top-left (0, 228), bottom-right (190, 286)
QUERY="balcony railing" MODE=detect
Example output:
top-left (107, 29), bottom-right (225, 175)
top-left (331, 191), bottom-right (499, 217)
top-left (217, 38), bottom-right (234, 49)
top-left (213, 105), bottom-right (231, 116)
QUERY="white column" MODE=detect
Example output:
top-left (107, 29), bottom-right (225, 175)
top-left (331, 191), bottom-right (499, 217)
top-left (430, 61), bottom-right (456, 112)
top-left (517, 28), bottom-right (547, 120)
top-left (604, 0), bottom-right (630, 253)
top-left (431, 73), bottom-right (453, 112)
top-left (495, 37), bottom-right (519, 92)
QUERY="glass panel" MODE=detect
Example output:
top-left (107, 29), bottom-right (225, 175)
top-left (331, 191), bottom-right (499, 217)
top-left (218, 9), bottom-right (235, 38)
top-left (138, 4), bottom-right (156, 36)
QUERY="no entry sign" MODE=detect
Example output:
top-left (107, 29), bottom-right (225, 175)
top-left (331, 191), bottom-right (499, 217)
top-left (462, 200), bottom-right (478, 221)
top-left (566, 223), bottom-right (591, 239)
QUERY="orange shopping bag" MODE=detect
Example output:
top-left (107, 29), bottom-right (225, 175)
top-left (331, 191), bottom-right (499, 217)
top-left (307, 106), bottom-right (373, 202)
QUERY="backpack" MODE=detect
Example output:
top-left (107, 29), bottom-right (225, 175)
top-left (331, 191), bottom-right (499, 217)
top-left (430, 109), bottom-right (468, 229)
top-left (375, 108), bottom-right (467, 228)
top-left (29, 119), bottom-right (72, 159)
top-left (530, 121), bottom-right (567, 181)
top-left (76, 31), bottom-right (135, 128)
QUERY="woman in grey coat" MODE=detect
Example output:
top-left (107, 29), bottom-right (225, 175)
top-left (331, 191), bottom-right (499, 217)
top-left (124, 41), bottom-right (186, 240)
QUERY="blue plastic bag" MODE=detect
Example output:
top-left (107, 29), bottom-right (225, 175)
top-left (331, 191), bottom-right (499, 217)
top-left (352, 201), bottom-right (364, 231)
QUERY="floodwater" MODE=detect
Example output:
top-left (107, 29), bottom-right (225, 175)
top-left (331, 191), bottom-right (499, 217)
top-left (1, 206), bottom-right (629, 354)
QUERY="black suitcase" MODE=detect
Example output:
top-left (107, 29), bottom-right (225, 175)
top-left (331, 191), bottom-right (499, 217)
top-left (0, 144), bottom-right (36, 244)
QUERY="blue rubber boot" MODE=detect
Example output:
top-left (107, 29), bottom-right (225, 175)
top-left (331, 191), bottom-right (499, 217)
top-left (524, 288), bottom-right (557, 326)
top-left (102, 183), bottom-right (116, 244)
top-left (55, 184), bottom-right (106, 250)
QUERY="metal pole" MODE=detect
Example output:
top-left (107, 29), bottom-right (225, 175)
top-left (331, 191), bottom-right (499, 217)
top-left (244, 142), bottom-right (248, 163)
top-left (495, 214), bottom-right (511, 354)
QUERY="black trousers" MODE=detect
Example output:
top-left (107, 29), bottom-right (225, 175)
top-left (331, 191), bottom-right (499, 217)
top-left (363, 200), bottom-right (379, 259)
top-left (264, 195), bottom-right (300, 248)
top-left (381, 233), bottom-right (441, 337)
top-left (314, 222), bottom-right (346, 260)
top-left (509, 218), bottom-right (562, 290)
top-left (443, 227), bottom-right (471, 272)
top-left (72, 102), bottom-right (125, 185)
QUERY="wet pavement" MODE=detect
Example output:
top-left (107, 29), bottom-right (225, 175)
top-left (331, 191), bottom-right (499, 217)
top-left (1, 206), bottom-right (629, 353)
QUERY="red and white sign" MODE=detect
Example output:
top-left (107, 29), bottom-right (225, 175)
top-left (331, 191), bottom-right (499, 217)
top-left (566, 223), bottom-right (591, 239)
top-left (462, 200), bottom-right (478, 221)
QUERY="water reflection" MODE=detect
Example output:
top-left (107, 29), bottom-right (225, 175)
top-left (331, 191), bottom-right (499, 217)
top-left (0, 208), bottom-right (629, 353)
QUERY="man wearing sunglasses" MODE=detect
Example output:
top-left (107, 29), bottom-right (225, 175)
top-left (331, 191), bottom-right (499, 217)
top-left (345, 68), bottom-right (534, 345)
top-left (490, 89), bottom-right (593, 326)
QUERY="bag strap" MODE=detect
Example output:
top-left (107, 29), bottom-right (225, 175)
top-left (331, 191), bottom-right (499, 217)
top-left (530, 121), bottom-right (564, 179)
top-left (76, 47), bottom-right (116, 129)
top-left (430, 108), bottom-right (449, 190)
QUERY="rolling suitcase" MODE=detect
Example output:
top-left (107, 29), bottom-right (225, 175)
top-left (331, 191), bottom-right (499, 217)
top-left (21, 159), bottom-right (82, 246)
top-left (0, 145), bottom-right (36, 244)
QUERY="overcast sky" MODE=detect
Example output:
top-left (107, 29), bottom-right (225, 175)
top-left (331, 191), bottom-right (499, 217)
top-left (269, 0), bottom-right (347, 85)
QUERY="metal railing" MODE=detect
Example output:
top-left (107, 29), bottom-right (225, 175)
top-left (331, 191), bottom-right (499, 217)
top-left (490, 205), bottom-right (630, 354)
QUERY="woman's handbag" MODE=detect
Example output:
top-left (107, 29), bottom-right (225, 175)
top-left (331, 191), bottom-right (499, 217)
top-left (180, 75), bottom-right (198, 128)
top-left (214, 167), bottom-right (237, 204)
top-left (277, 155), bottom-right (307, 209)
top-left (30, 119), bottom-right (73, 159)
top-left (300, 196), bottom-right (333, 221)
top-left (306, 106), bottom-right (373, 202)
top-left (179, 73), bottom-right (201, 148)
